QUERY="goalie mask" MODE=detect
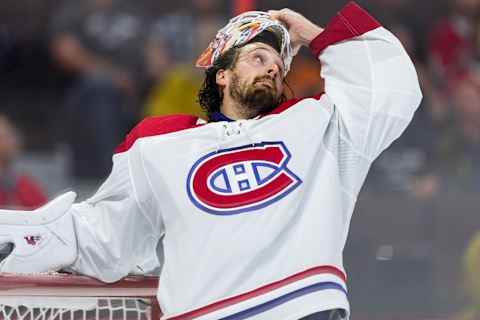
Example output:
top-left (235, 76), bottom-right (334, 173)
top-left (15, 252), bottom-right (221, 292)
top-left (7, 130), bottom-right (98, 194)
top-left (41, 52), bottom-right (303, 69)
top-left (196, 11), bottom-right (293, 76)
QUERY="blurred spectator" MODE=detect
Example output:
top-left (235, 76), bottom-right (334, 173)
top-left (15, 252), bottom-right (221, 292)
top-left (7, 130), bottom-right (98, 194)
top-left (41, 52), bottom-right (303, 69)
top-left (149, 0), bottom-right (225, 64)
top-left (439, 76), bottom-right (480, 188)
top-left (369, 20), bottom-right (480, 195)
top-left (427, 0), bottom-right (480, 89)
top-left (49, 0), bottom-right (151, 178)
top-left (142, 0), bottom-right (225, 118)
top-left (142, 65), bottom-right (205, 118)
top-left (0, 115), bottom-right (47, 209)
top-left (440, 19), bottom-right (480, 189)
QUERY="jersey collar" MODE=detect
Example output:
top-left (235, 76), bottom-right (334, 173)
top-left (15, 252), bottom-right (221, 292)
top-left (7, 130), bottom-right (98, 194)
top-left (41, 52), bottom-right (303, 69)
top-left (210, 111), bottom-right (262, 122)
top-left (211, 111), bottom-right (235, 122)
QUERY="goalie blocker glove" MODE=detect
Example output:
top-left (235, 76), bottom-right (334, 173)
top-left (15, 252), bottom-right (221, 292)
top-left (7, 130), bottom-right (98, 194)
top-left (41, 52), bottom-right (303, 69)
top-left (0, 191), bottom-right (77, 273)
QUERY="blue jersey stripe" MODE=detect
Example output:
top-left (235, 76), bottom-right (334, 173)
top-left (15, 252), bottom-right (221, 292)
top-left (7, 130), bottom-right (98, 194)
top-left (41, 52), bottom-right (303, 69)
top-left (220, 282), bottom-right (346, 320)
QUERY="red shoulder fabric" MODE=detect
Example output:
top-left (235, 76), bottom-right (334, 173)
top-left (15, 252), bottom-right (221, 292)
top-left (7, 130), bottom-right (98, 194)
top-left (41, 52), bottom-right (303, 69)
top-left (309, 1), bottom-right (382, 58)
top-left (115, 114), bottom-right (203, 154)
top-left (260, 92), bottom-right (324, 118)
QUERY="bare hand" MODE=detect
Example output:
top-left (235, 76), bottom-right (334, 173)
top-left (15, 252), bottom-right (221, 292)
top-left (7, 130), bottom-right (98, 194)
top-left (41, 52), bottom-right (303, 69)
top-left (268, 9), bottom-right (323, 54)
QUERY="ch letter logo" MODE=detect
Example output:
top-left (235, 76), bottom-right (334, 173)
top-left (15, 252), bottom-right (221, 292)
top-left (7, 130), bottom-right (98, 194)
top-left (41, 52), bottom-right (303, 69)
top-left (186, 142), bottom-right (302, 215)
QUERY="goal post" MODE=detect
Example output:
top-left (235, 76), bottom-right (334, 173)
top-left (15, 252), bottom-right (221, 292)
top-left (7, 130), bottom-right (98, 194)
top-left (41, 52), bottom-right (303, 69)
top-left (0, 273), bottom-right (162, 320)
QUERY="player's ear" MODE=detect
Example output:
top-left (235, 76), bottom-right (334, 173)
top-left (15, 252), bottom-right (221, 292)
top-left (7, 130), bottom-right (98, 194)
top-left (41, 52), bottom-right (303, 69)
top-left (216, 69), bottom-right (227, 87)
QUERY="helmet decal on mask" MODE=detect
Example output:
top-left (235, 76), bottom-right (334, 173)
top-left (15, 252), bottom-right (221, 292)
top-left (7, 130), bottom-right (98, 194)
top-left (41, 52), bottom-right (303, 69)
top-left (195, 11), bottom-right (293, 75)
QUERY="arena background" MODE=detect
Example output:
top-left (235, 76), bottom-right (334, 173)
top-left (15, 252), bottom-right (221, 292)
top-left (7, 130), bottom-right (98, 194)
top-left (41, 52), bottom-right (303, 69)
top-left (0, 0), bottom-right (479, 319)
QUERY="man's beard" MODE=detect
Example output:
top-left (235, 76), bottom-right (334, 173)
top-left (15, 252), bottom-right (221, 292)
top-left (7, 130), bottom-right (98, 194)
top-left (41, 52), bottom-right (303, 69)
top-left (228, 72), bottom-right (280, 118)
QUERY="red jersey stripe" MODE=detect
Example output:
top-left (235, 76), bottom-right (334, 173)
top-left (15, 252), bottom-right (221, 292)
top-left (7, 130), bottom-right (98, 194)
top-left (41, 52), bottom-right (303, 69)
top-left (169, 265), bottom-right (346, 320)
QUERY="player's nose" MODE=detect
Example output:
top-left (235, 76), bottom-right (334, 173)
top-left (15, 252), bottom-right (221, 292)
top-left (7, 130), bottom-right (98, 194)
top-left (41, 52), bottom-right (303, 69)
top-left (266, 62), bottom-right (280, 79)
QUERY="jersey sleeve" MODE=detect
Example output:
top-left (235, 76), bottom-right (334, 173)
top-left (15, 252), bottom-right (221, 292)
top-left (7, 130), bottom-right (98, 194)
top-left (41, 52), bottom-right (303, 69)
top-left (310, 1), bottom-right (422, 160)
top-left (69, 134), bottom-right (164, 283)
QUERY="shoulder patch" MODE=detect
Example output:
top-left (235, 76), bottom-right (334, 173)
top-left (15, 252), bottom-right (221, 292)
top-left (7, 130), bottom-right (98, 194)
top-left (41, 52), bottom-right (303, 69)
top-left (115, 114), bottom-right (204, 154)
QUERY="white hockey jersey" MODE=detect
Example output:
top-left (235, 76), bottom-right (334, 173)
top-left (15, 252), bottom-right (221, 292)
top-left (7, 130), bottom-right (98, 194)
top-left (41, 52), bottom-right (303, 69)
top-left (69, 2), bottom-right (422, 319)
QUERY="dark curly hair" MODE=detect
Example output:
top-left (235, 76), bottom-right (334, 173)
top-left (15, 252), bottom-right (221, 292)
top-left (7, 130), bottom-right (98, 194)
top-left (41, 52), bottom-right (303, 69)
top-left (197, 43), bottom-right (289, 121)
top-left (197, 46), bottom-right (241, 121)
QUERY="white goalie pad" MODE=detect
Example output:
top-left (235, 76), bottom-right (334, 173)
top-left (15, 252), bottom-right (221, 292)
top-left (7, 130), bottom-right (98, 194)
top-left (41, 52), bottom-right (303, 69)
top-left (0, 191), bottom-right (77, 273)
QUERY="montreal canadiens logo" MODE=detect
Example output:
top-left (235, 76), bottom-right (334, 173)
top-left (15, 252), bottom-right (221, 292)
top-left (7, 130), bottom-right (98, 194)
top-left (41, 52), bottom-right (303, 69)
top-left (186, 142), bottom-right (302, 215)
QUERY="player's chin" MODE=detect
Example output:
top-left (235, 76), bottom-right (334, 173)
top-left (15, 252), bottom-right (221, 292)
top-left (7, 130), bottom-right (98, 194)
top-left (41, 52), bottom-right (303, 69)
top-left (251, 87), bottom-right (274, 101)
top-left (246, 89), bottom-right (279, 113)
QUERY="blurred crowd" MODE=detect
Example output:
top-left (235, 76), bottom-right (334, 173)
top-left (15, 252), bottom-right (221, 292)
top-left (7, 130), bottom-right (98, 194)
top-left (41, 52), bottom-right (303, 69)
top-left (363, 0), bottom-right (480, 197)
top-left (48, 0), bottom-right (225, 177)
top-left (0, 0), bottom-right (478, 192)
top-left (0, 0), bottom-right (479, 318)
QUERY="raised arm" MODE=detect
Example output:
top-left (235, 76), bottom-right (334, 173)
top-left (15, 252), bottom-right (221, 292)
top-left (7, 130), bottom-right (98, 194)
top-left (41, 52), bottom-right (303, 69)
top-left (271, 2), bottom-right (422, 160)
